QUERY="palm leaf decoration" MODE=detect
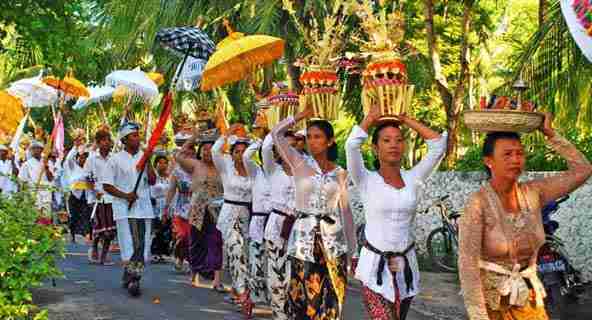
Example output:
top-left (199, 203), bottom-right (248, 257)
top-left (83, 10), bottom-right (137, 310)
top-left (494, 0), bottom-right (592, 135)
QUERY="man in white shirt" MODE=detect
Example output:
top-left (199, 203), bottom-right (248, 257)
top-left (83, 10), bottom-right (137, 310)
top-left (103, 122), bottom-right (156, 297)
top-left (85, 129), bottom-right (115, 265)
top-left (0, 144), bottom-right (18, 196)
top-left (63, 128), bottom-right (86, 189)
top-left (18, 140), bottom-right (54, 215)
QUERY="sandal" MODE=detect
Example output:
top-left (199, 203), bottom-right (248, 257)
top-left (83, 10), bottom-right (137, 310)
top-left (87, 248), bottom-right (99, 264)
top-left (127, 280), bottom-right (141, 297)
top-left (191, 274), bottom-right (200, 288)
top-left (237, 290), bottom-right (254, 319)
top-left (223, 295), bottom-right (238, 305)
top-left (212, 283), bottom-right (226, 293)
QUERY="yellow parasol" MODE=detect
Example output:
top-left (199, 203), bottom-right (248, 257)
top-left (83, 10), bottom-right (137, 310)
top-left (201, 20), bottom-right (285, 91)
top-left (147, 72), bottom-right (165, 87)
top-left (43, 73), bottom-right (90, 98)
top-left (0, 91), bottom-right (25, 136)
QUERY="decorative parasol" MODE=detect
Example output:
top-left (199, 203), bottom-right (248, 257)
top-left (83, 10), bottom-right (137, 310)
top-left (7, 75), bottom-right (59, 108)
top-left (0, 91), bottom-right (25, 136)
top-left (174, 56), bottom-right (206, 91)
top-left (155, 26), bottom-right (215, 60)
top-left (105, 68), bottom-right (159, 103)
top-left (43, 73), bottom-right (90, 98)
top-left (155, 24), bottom-right (214, 92)
top-left (562, 0), bottom-right (592, 62)
top-left (73, 86), bottom-right (116, 110)
top-left (201, 20), bottom-right (285, 91)
top-left (147, 72), bottom-right (165, 87)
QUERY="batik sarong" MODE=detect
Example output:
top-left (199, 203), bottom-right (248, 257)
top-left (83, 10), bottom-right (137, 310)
top-left (288, 235), bottom-right (347, 320)
top-left (266, 239), bottom-right (290, 320)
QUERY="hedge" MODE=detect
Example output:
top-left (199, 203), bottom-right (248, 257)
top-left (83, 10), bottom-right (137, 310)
top-left (0, 189), bottom-right (64, 320)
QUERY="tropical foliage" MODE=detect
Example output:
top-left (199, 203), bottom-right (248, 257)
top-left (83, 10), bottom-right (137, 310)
top-left (1, 0), bottom-right (590, 170)
top-left (0, 190), bottom-right (65, 320)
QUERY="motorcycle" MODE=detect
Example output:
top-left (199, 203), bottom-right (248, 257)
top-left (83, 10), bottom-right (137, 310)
top-left (537, 195), bottom-right (587, 319)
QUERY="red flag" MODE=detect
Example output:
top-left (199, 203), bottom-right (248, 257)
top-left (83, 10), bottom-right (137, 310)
top-left (136, 92), bottom-right (173, 171)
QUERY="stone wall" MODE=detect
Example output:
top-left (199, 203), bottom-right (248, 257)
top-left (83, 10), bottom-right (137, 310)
top-left (411, 171), bottom-right (592, 281)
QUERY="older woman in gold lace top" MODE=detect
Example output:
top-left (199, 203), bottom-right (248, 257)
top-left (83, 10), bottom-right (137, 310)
top-left (459, 114), bottom-right (592, 320)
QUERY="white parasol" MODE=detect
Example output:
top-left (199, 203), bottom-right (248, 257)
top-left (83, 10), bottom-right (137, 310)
top-left (105, 68), bottom-right (159, 104)
top-left (73, 86), bottom-right (116, 110)
top-left (7, 75), bottom-right (59, 108)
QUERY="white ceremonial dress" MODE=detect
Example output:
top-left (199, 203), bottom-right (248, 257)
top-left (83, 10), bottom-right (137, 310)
top-left (0, 159), bottom-right (17, 196)
top-left (83, 151), bottom-right (113, 205)
top-left (272, 117), bottom-right (349, 263)
top-left (212, 137), bottom-right (253, 239)
top-left (243, 139), bottom-right (271, 244)
top-left (262, 134), bottom-right (296, 244)
top-left (18, 157), bottom-right (54, 211)
top-left (150, 173), bottom-right (169, 218)
top-left (102, 149), bottom-right (154, 261)
top-left (346, 125), bottom-right (447, 302)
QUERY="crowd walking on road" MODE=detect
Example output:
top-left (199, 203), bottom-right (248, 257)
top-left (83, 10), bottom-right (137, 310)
top-left (1, 102), bottom-right (591, 320)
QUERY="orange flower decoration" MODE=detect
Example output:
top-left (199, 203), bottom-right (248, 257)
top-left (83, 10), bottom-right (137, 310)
top-left (363, 60), bottom-right (407, 78)
top-left (289, 279), bottom-right (302, 301)
top-left (306, 306), bottom-right (317, 318)
top-left (305, 273), bottom-right (322, 298)
top-left (299, 70), bottom-right (338, 85)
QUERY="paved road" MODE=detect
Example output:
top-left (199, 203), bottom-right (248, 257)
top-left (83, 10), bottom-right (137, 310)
top-left (34, 242), bottom-right (433, 320)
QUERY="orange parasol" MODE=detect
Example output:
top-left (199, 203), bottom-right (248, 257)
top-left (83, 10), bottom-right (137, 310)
top-left (43, 73), bottom-right (90, 98)
top-left (201, 20), bottom-right (284, 91)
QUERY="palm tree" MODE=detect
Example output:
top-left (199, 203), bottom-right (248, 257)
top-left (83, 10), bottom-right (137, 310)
top-left (494, 0), bottom-right (592, 134)
top-left (89, 0), bottom-right (346, 124)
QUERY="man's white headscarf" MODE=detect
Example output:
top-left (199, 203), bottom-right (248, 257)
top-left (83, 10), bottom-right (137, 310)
top-left (118, 122), bottom-right (140, 141)
top-left (29, 140), bottom-right (44, 149)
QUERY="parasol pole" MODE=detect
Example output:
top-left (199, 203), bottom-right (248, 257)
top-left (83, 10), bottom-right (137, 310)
top-left (128, 49), bottom-right (192, 209)
top-left (98, 101), bottom-right (108, 124)
top-left (35, 92), bottom-right (63, 191)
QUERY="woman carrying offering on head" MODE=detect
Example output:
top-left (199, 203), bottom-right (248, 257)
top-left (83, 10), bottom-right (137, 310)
top-left (174, 128), bottom-right (224, 291)
top-left (458, 113), bottom-right (592, 320)
top-left (272, 104), bottom-right (352, 320)
top-left (346, 104), bottom-right (447, 320)
top-left (212, 123), bottom-right (255, 318)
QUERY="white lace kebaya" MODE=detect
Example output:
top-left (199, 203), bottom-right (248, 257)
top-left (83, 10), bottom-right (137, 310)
top-left (272, 117), bottom-right (349, 263)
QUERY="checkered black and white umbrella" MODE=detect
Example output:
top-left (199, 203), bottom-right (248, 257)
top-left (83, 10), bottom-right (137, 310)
top-left (155, 26), bottom-right (215, 60)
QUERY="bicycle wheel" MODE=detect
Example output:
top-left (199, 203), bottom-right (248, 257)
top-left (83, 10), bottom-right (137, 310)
top-left (427, 227), bottom-right (458, 272)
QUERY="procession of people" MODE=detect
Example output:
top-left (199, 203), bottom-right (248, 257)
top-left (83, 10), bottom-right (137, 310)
top-left (2, 2), bottom-right (592, 320)
top-left (1, 98), bottom-right (590, 320)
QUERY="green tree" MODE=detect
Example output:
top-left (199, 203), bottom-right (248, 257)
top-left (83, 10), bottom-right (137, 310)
top-left (495, 0), bottom-right (592, 136)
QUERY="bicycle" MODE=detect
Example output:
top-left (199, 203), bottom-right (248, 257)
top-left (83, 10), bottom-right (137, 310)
top-left (424, 195), bottom-right (461, 272)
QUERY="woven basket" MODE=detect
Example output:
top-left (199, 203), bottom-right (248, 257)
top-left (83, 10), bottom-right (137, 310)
top-left (463, 110), bottom-right (544, 133)
top-left (300, 67), bottom-right (341, 121)
top-left (362, 84), bottom-right (414, 119)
